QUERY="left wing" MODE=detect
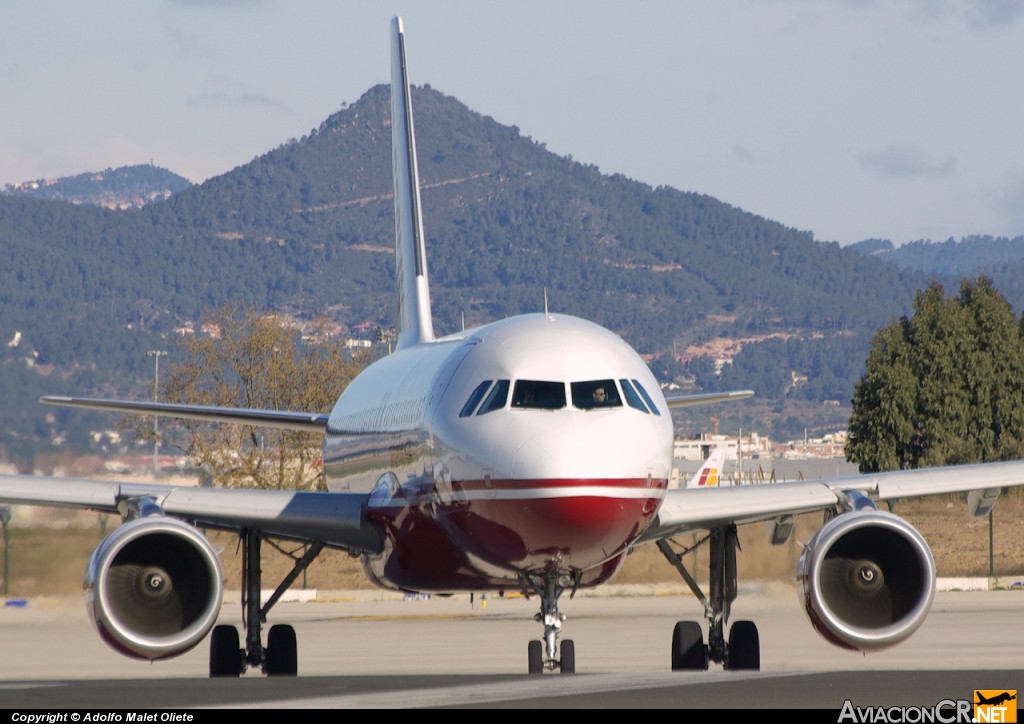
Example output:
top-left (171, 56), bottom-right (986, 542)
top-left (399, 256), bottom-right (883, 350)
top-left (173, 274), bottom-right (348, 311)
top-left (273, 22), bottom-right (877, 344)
top-left (640, 458), bottom-right (1024, 655)
top-left (664, 389), bottom-right (754, 409)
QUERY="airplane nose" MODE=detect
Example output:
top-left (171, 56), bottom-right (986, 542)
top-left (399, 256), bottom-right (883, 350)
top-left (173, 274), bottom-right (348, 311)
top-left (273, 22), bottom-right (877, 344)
top-left (510, 423), bottom-right (574, 479)
top-left (509, 412), bottom-right (655, 480)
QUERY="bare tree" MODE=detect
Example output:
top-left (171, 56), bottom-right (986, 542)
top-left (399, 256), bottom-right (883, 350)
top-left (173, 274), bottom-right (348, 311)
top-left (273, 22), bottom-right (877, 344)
top-left (162, 306), bottom-right (368, 491)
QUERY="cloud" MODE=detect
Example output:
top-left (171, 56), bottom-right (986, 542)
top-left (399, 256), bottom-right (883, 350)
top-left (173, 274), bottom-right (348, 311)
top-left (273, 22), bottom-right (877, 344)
top-left (966, 0), bottom-right (1024, 28)
top-left (166, 0), bottom-right (268, 9)
top-left (731, 145), bottom-right (759, 164)
top-left (906, 0), bottom-right (1024, 28)
top-left (857, 143), bottom-right (956, 178)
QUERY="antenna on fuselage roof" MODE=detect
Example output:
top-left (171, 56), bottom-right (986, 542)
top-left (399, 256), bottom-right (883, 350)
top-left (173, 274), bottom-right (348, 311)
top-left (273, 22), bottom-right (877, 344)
top-left (391, 16), bottom-right (435, 350)
top-left (544, 288), bottom-right (549, 317)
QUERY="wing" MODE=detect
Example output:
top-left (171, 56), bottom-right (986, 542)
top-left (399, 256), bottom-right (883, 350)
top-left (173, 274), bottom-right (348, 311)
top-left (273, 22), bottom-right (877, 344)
top-left (0, 473), bottom-right (381, 552)
top-left (5, 395), bottom-right (379, 551)
top-left (0, 463), bottom-right (380, 664)
top-left (642, 458), bottom-right (1024, 542)
top-left (663, 389), bottom-right (754, 408)
top-left (41, 395), bottom-right (329, 432)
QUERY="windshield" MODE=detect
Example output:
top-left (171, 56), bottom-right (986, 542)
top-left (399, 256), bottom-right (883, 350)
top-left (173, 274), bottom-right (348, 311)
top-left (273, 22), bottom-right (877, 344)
top-left (511, 380), bottom-right (566, 410)
top-left (571, 379), bottom-right (622, 410)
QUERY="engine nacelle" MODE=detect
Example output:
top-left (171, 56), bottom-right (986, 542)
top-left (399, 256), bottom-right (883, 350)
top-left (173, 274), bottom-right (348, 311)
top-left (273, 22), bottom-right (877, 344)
top-left (797, 510), bottom-right (935, 652)
top-left (84, 516), bottom-right (224, 661)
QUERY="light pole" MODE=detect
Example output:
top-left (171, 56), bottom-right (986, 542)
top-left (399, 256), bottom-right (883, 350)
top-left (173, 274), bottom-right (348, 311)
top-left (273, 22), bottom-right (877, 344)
top-left (146, 350), bottom-right (167, 476)
top-left (0, 505), bottom-right (11, 596)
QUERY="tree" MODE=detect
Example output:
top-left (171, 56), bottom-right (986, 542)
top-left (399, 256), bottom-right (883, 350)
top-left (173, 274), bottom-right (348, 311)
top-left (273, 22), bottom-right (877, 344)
top-left (847, 278), bottom-right (1024, 472)
top-left (162, 306), bottom-right (368, 490)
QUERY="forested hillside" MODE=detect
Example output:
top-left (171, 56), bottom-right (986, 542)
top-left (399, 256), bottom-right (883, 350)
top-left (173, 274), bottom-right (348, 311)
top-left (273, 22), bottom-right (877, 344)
top-left (2, 164), bottom-right (191, 208)
top-left (1, 84), bottom-right (932, 463)
top-left (849, 236), bottom-right (1024, 313)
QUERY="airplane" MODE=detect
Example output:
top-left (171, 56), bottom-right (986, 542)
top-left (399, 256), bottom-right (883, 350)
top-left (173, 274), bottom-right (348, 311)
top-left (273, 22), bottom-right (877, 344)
top-left (3, 16), bottom-right (1024, 678)
top-left (685, 446), bottom-right (728, 488)
top-left (977, 693), bottom-right (1017, 707)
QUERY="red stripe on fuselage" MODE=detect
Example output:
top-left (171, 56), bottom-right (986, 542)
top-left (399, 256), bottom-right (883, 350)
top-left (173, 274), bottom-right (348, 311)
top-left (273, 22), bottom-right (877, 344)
top-left (366, 478), bottom-right (666, 590)
top-left (449, 477), bottom-right (663, 491)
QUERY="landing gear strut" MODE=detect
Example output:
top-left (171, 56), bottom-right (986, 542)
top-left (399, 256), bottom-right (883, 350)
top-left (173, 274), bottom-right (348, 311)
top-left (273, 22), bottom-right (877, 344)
top-left (209, 529), bottom-right (325, 677)
top-left (658, 524), bottom-right (760, 671)
top-left (523, 569), bottom-right (579, 674)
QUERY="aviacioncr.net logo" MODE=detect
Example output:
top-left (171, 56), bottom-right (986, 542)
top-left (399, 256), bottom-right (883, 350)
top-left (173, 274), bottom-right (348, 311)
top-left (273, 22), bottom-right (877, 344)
top-left (974, 690), bottom-right (1017, 723)
top-left (838, 699), bottom-right (972, 723)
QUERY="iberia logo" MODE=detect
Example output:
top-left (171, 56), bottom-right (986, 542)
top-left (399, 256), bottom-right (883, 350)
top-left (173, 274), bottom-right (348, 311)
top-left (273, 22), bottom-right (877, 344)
top-left (697, 468), bottom-right (719, 487)
top-left (975, 690), bottom-right (1017, 723)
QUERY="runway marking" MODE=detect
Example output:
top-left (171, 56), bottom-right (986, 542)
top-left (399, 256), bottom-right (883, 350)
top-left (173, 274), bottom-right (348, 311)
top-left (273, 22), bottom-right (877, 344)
top-left (326, 613), bottom-right (512, 622)
top-left (213, 671), bottom-right (800, 709)
top-left (0, 683), bottom-right (66, 690)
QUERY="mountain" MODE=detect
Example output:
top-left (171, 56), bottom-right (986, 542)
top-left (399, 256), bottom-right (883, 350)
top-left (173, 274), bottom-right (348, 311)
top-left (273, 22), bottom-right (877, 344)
top-left (0, 84), bottom-right (930, 462)
top-left (848, 235), bottom-right (1024, 313)
top-left (2, 164), bottom-right (192, 210)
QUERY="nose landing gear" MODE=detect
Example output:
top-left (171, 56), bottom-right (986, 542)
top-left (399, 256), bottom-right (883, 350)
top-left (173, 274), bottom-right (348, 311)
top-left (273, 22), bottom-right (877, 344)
top-left (524, 569), bottom-right (579, 674)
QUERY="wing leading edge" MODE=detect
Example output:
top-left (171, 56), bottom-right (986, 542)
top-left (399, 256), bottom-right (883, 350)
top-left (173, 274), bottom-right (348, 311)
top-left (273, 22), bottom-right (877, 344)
top-left (0, 473), bottom-right (381, 553)
top-left (11, 397), bottom-right (375, 552)
top-left (642, 458), bottom-right (1024, 542)
top-left (41, 395), bottom-right (329, 432)
top-left (664, 389), bottom-right (754, 409)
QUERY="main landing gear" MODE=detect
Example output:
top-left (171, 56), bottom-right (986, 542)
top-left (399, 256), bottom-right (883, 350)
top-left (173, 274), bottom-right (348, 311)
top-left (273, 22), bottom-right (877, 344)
top-left (657, 524), bottom-right (760, 671)
top-left (209, 529), bottom-right (326, 678)
top-left (523, 569), bottom-right (580, 674)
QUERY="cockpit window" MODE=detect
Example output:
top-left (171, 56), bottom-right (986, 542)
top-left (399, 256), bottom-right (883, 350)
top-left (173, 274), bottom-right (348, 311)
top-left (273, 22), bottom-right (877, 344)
top-left (459, 380), bottom-right (492, 418)
top-left (512, 380), bottom-right (566, 410)
top-left (619, 379), bottom-right (650, 413)
top-left (631, 379), bottom-right (661, 416)
top-left (571, 379), bottom-right (622, 410)
top-left (477, 379), bottom-right (510, 415)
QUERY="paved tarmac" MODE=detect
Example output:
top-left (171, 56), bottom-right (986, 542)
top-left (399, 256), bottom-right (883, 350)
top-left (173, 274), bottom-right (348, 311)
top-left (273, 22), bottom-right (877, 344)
top-left (0, 585), bottom-right (1021, 708)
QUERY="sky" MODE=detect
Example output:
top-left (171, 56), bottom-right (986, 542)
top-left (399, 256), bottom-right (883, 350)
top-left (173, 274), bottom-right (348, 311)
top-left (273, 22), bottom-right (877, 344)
top-left (3, 0), bottom-right (1023, 246)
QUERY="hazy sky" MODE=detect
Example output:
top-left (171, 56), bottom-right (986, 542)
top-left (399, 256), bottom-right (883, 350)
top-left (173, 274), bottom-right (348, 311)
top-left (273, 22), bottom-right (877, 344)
top-left (3, 1), bottom-right (1023, 246)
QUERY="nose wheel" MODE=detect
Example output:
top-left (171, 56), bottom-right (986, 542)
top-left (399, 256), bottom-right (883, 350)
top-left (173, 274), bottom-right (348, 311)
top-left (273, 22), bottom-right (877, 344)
top-left (524, 569), bottom-right (579, 674)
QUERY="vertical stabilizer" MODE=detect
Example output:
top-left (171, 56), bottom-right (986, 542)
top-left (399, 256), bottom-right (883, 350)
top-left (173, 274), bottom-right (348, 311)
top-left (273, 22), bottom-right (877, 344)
top-left (687, 446), bottom-right (729, 488)
top-left (391, 16), bottom-right (435, 349)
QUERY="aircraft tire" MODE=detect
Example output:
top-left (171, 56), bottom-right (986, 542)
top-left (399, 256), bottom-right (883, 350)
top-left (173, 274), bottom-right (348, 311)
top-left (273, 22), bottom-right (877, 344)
top-left (726, 620), bottom-right (760, 671)
top-left (671, 620), bottom-right (707, 671)
top-left (528, 639), bottom-right (543, 674)
top-left (266, 624), bottom-right (298, 677)
top-left (560, 639), bottom-right (575, 674)
top-left (209, 625), bottom-right (241, 678)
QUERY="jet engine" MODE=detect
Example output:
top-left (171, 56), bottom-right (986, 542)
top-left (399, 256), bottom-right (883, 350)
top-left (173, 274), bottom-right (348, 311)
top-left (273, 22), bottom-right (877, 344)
top-left (84, 516), bottom-right (224, 660)
top-left (797, 510), bottom-right (935, 652)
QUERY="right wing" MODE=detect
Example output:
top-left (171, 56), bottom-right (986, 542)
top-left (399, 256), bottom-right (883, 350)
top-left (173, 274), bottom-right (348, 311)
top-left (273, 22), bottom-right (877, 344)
top-left (41, 395), bottom-right (329, 432)
top-left (0, 473), bottom-right (381, 553)
top-left (642, 458), bottom-right (1024, 541)
top-left (8, 395), bottom-right (378, 551)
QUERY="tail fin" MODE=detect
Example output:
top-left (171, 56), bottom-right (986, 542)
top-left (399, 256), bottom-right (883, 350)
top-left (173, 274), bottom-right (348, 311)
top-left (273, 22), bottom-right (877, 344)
top-left (687, 447), bottom-right (728, 488)
top-left (390, 16), bottom-right (434, 349)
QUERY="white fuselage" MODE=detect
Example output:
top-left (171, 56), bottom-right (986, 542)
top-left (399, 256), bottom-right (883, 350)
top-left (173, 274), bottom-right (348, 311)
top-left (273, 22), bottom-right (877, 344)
top-left (322, 313), bottom-right (673, 592)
